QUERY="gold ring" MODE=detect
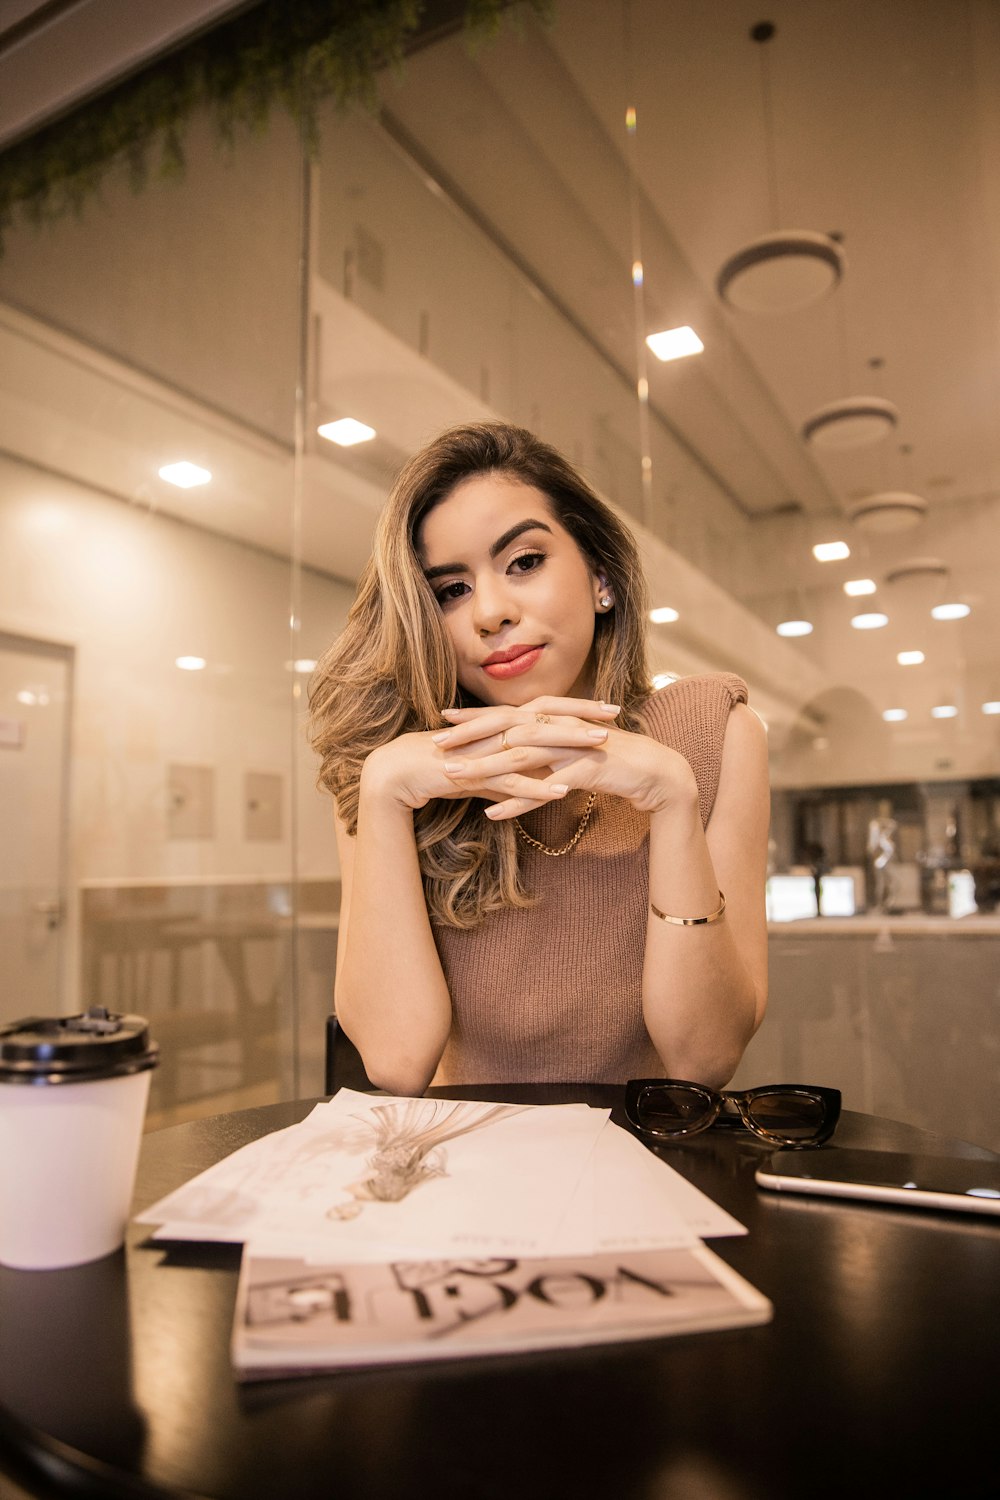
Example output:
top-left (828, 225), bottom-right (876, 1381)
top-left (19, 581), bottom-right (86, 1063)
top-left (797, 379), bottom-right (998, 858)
top-left (500, 729), bottom-right (510, 752)
top-left (535, 713), bottom-right (551, 724)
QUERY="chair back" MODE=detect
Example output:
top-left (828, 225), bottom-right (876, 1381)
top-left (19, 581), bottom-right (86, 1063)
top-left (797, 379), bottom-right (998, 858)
top-left (325, 1015), bottom-right (374, 1093)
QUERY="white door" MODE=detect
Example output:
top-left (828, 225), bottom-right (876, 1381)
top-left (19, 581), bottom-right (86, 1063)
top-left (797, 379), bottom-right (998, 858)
top-left (0, 632), bottom-right (72, 1024)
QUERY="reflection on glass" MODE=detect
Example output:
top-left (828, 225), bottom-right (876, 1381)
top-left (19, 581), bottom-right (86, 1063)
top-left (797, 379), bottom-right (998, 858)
top-left (931, 602), bottom-right (971, 620)
top-left (645, 326), bottom-right (704, 362)
top-left (851, 613), bottom-right (889, 630)
top-left (158, 462), bottom-right (211, 488)
top-left (812, 542), bottom-right (850, 562)
top-left (317, 418), bottom-right (376, 446)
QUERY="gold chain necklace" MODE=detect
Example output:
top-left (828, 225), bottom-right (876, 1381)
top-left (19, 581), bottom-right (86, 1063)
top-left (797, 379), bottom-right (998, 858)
top-left (513, 793), bottom-right (598, 857)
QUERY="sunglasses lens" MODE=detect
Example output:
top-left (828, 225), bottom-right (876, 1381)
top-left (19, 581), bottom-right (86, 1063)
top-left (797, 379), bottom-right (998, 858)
top-left (636, 1084), bottom-right (714, 1133)
top-left (748, 1092), bottom-right (826, 1140)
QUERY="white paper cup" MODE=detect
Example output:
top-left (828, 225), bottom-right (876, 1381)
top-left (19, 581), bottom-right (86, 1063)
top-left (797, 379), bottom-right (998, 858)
top-left (0, 1008), bottom-right (158, 1271)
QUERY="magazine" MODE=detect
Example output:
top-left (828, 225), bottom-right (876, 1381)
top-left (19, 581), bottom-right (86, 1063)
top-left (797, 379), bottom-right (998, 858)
top-left (231, 1244), bottom-right (772, 1379)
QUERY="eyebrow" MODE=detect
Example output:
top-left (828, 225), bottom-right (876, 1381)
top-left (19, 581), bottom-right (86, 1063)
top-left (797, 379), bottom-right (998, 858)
top-left (423, 518), bottom-right (554, 581)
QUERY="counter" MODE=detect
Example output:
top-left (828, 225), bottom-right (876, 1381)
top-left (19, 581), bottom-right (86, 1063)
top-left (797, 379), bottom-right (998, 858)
top-left (767, 914), bottom-right (1000, 935)
top-left (731, 919), bottom-right (1000, 1153)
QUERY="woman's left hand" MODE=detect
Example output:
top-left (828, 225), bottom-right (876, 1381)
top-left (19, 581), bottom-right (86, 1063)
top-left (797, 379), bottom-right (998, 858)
top-left (434, 697), bottom-right (698, 819)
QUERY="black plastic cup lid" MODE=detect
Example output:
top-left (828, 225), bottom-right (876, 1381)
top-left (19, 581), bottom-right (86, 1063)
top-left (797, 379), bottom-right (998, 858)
top-left (0, 1007), bottom-right (159, 1085)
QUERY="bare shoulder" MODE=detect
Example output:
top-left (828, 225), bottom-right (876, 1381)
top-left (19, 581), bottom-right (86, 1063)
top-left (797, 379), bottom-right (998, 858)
top-left (710, 703), bottom-right (770, 835)
top-left (723, 702), bottom-right (768, 762)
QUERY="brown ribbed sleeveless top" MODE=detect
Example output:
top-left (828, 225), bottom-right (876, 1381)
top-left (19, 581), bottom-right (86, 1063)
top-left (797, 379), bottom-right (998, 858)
top-left (430, 673), bottom-right (748, 1085)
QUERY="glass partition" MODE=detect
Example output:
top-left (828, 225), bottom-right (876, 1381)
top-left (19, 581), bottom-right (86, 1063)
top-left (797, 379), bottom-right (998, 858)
top-left (0, 103), bottom-right (316, 1124)
top-left (1, 1), bottom-right (997, 1144)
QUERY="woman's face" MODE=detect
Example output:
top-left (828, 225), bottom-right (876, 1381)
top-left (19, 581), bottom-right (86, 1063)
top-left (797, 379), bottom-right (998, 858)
top-left (416, 473), bottom-right (606, 705)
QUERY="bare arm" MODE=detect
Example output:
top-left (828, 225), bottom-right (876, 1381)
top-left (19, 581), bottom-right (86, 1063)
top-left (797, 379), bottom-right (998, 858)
top-left (640, 704), bottom-right (769, 1088)
top-left (333, 764), bottom-right (452, 1097)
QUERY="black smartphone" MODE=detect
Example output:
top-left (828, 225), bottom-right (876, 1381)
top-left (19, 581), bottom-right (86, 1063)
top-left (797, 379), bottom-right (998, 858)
top-left (755, 1147), bottom-right (1000, 1216)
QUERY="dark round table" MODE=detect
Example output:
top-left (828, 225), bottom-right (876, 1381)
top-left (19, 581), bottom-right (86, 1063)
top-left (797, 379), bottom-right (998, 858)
top-left (1, 1084), bottom-right (998, 1500)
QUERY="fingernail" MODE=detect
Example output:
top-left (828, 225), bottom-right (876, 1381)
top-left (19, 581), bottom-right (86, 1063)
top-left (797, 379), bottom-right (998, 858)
top-left (549, 783), bottom-right (570, 795)
top-left (600, 703), bottom-right (620, 713)
top-left (442, 709), bottom-right (463, 719)
top-left (443, 760), bottom-right (466, 774)
top-left (484, 806), bottom-right (502, 819)
top-left (587, 727), bottom-right (609, 740)
top-left (431, 731), bottom-right (451, 743)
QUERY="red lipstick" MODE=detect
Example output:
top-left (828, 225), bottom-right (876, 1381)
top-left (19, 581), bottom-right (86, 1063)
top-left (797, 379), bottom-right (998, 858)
top-left (481, 644), bottom-right (544, 680)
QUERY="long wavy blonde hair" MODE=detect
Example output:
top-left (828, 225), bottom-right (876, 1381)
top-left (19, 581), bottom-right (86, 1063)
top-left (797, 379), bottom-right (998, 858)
top-left (309, 422), bottom-right (651, 927)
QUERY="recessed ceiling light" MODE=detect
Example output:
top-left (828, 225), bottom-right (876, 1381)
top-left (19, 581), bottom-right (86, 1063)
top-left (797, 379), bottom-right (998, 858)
top-left (813, 541), bottom-right (850, 562)
top-left (645, 326), bottom-right (704, 362)
top-left (317, 418), bottom-right (376, 446)
top-left (288, 659), bottom-right (318, 674)
top-left (851, 612), bottom-right (889, 630)
top-left (776, 619), bottom-right (813, 637)
top-left (175, 656), bottom-right (206, 671)
top-left (932, 704), bottom-right (958, 719)
top-left (649, 606), bottom-right (680, 624)
top-left (882, 708), bottom-right (908, 722)
top-left (159, 462), bottom-right (211, 488)
top-left (897, 651), bottom-right (925, 666)
top-left (931, 602), bottom-right (970, 621)
top-left (844, 578), bottom-right (876, 596)
top-left (982, 701), bottom-right (1000, 715)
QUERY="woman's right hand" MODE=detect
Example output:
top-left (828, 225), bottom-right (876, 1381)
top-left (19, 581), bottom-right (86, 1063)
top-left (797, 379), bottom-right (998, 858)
top-left (360, 697), bottom-right (621, 815)
top-left (360, 727), bottom-right (572, 814)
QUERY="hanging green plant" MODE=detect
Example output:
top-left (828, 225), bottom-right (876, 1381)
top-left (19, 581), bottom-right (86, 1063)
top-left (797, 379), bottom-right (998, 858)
top-left (0, 0), bottom-right (550, 251)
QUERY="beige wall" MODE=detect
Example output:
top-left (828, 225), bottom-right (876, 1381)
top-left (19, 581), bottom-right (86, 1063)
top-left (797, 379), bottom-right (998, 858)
top-left (0, 455), bottom-right (350, 890)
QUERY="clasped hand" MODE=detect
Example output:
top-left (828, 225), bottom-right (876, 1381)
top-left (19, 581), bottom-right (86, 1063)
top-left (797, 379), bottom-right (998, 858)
top-left (363, 696), bottom-right (696, 819)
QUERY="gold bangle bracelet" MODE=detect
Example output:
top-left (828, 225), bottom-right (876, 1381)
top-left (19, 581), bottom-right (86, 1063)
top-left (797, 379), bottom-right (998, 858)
top-left (650, 891), bottom-right (726, 926)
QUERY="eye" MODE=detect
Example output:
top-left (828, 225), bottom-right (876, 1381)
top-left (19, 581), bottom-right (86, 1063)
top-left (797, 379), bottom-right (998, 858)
top-left (433, 580), bottom-right (469, 606)
top-left (509, 549), bottom-right (545, 575)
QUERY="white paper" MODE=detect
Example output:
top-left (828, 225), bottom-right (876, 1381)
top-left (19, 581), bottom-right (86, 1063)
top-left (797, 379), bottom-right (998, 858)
top-left (139, 1091), bottom-right (610, 1258)
top-left (551, 1122), bottom-right (744, 1253)
top-left (138, 1093), bottom-right (745, 1262)
top-left (610, 1127), bottom-right (748, 1240)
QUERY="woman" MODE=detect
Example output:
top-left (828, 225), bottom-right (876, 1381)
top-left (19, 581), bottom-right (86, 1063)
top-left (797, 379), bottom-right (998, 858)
top-left (310, 422), bottom-right (769, 1095)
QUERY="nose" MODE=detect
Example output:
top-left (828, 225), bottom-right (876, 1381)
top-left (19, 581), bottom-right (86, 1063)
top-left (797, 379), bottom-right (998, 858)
top-left (472, 574), bottom-right (520, 636)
